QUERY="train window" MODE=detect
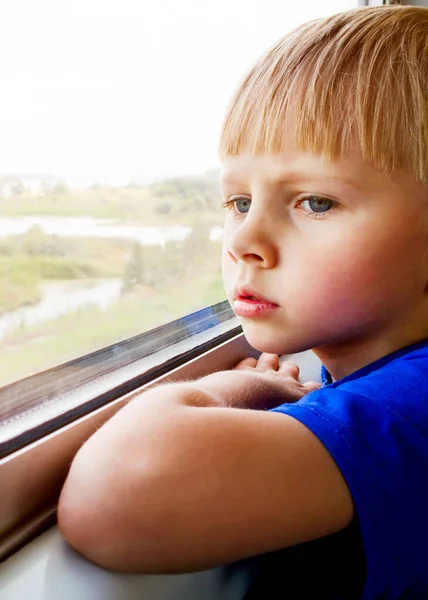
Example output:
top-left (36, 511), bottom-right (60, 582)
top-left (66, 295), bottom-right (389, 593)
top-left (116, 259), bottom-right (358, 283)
top-left (0, 0), bottom-right (356, 450)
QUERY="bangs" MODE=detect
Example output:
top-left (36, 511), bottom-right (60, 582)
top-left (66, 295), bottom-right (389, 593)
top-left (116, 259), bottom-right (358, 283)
top-left (218, 6), bottom-right (428, 183)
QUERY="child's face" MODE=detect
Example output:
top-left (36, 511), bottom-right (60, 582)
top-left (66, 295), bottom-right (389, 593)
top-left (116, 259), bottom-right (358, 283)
top-left (220, 150), bottom-right (428, 368)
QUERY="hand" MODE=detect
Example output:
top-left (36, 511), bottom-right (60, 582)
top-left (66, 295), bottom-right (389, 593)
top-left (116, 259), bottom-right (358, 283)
top-left (230, 353), bottom-right (321, 410)
top-left (183, 353), bottom-right (321, 411)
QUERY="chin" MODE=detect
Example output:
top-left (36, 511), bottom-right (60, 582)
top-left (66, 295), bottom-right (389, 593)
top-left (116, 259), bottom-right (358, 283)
top-left (241, 324), bottom-right (310, 356)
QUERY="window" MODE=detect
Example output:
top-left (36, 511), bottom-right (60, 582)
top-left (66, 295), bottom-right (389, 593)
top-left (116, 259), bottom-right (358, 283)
top-left (0, 0), bottom-right (356, 439)
top-left (0, 0), bottom-right (358, 562)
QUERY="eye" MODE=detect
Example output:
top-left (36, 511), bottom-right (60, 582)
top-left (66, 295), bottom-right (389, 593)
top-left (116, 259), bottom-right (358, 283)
top-left (298, 195), bottom-right (336, 216)
top-left (222, 196), bottom-right (251, 214)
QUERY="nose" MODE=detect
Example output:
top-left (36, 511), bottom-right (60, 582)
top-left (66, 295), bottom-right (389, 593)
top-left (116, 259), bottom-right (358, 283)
top-left (226, 212), bottom-right (278, 269)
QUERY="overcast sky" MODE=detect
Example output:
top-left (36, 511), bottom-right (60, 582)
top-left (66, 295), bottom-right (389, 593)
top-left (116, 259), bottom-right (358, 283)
top-left (0, 0), bottom-right (356, 184)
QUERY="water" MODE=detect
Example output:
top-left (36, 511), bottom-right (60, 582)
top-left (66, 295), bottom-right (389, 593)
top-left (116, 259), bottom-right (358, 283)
top-left (0, 216), bottom-right (223, 339)
top-left (0, 279), bottom-right (122, 340)
top-left (0, 216), bottom-right (223, 244)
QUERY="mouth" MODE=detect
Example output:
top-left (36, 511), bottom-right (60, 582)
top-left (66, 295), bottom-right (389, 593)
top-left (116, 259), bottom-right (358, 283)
top-left (234, 287), bottom-right (277, 304)
top-left (232, 287), bottom-right (279, 317)
top-left (237, 294), bottom-right (274, 303)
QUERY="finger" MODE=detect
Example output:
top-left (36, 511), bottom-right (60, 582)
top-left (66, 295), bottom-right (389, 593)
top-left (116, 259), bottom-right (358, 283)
top-left (303, 381), bottom-right (322, 392)
top-left (256, 353), bottom-right (279, 371)
top-left (278, 361), bottom-right (300, 380)
top-left (233, 357), bottom-right (258, 370)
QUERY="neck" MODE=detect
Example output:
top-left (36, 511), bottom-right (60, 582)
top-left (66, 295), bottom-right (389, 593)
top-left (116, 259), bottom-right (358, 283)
top-left (313, 321), bottom-right (428, 382)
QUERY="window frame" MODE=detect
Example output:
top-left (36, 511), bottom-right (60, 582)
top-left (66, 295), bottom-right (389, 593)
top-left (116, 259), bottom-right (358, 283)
top-left (0, 301), bottom-right (239, 458)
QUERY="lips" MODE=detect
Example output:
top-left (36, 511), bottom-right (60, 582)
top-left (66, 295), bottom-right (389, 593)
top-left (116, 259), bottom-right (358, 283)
top-left (232, 286), bottom-right (279, 318)
top-left (233, 286), bottom-right (277, 305)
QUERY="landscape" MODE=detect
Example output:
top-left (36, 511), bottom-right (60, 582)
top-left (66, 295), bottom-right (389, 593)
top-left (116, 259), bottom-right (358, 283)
top-left (0, 170), bottom-right (227, 387)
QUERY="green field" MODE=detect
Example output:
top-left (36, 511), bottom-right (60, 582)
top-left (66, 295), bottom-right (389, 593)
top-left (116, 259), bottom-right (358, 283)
top-left (0, 229), bottom-right (132, 314)
top-left (0, 171), bottom-right (227, 387)
top-left (0, 263), bottom-right (225, 388)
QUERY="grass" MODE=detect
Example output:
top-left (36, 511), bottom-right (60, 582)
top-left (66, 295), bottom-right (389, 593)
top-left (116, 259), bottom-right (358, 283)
top-left (0, 213), bottom-right (223, 314)
top-left (0, 276), bottom-right (42, 315)
top-left (0, 266), bottom-right (225, 388)
top-left (0, 237), bottom-right (132, 313)
top-left (0, 190), bottom-right (225, 387)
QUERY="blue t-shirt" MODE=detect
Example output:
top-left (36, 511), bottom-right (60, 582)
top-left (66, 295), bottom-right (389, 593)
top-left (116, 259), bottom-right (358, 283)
top-left (244, 339), bottom-right (428, 600)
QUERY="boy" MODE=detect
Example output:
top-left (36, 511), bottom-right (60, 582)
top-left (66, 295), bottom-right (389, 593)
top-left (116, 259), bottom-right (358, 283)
top-left (58, 5), bottom-right (428, 599)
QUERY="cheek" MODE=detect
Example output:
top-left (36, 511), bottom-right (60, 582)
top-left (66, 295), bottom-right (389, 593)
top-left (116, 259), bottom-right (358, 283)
top-left (286, 233), bottom-right (422, 329)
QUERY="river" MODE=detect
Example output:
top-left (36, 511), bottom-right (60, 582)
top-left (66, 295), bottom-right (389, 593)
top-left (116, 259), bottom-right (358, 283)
top-left (0, 216), bottom-right (223, 244)
top-left (0, 279), bottom-right (123, 340)
top-left (0, 216), bottom-right (223, 340)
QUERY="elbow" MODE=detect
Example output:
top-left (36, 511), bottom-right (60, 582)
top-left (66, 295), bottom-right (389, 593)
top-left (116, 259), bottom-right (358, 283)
top-left (57, 398), bottom-right (203, 573)
top-left (57, 441), bottom-right (178, 574)
top-left (58, 445), bottom-right (130, 572)
top-left (58, 509), bottom-right (131, 573)
top-left (57, 490), bottom-right (107, 570)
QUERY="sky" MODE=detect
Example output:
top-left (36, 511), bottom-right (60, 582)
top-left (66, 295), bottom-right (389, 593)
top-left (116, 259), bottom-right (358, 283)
top-left (0, 0), bottom-right (356, 185)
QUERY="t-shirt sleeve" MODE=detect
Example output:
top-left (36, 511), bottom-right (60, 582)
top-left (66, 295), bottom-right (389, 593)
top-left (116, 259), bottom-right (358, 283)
top-left (270, 386), bottom-right (428, 598)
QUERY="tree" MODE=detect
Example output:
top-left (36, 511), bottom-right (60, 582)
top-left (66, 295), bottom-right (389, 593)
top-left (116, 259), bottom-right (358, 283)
top-left (123, 242), bottom-right (146, 290)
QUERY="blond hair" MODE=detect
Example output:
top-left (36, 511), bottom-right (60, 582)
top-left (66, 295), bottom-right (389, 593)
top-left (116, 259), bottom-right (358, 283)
top-left (218, 5), bottom-right (428, 183)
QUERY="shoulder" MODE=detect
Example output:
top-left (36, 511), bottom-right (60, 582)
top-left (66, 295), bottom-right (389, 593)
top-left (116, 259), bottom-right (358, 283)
top-left (285, 339), bottom-right (428, 433)
top-left (273, 342), bottom-right (428, 490)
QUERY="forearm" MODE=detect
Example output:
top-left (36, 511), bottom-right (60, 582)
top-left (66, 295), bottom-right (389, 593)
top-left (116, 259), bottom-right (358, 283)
top-left (58, 366), bottom-right (315, 571)
top-left (58, 375), bottom-right (273, 568)
top-left (58, 375), bottom-right (257, 522)
top-left (58, 382), bottom-right (245, 571)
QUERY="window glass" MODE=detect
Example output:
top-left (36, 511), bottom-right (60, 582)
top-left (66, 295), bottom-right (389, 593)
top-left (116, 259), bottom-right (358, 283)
top-left (0, 0), bottom-right (355, 390)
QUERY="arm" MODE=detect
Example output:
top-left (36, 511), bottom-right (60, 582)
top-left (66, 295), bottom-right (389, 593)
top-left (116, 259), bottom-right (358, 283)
top-left (58, 354), bottom-right (353, 573)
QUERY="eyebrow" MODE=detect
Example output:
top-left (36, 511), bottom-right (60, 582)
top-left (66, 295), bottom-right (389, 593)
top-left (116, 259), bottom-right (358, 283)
top-left (220, 173), bottom-right (363, 192)
top-left (285, 174), bottom-right (363, 192)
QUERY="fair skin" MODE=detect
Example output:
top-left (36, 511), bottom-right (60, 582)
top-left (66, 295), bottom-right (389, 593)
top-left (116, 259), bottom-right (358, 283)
top-left (58, 147), bottom-right (428, 574)
top-left (221, 151), bottom-right (428, 379)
